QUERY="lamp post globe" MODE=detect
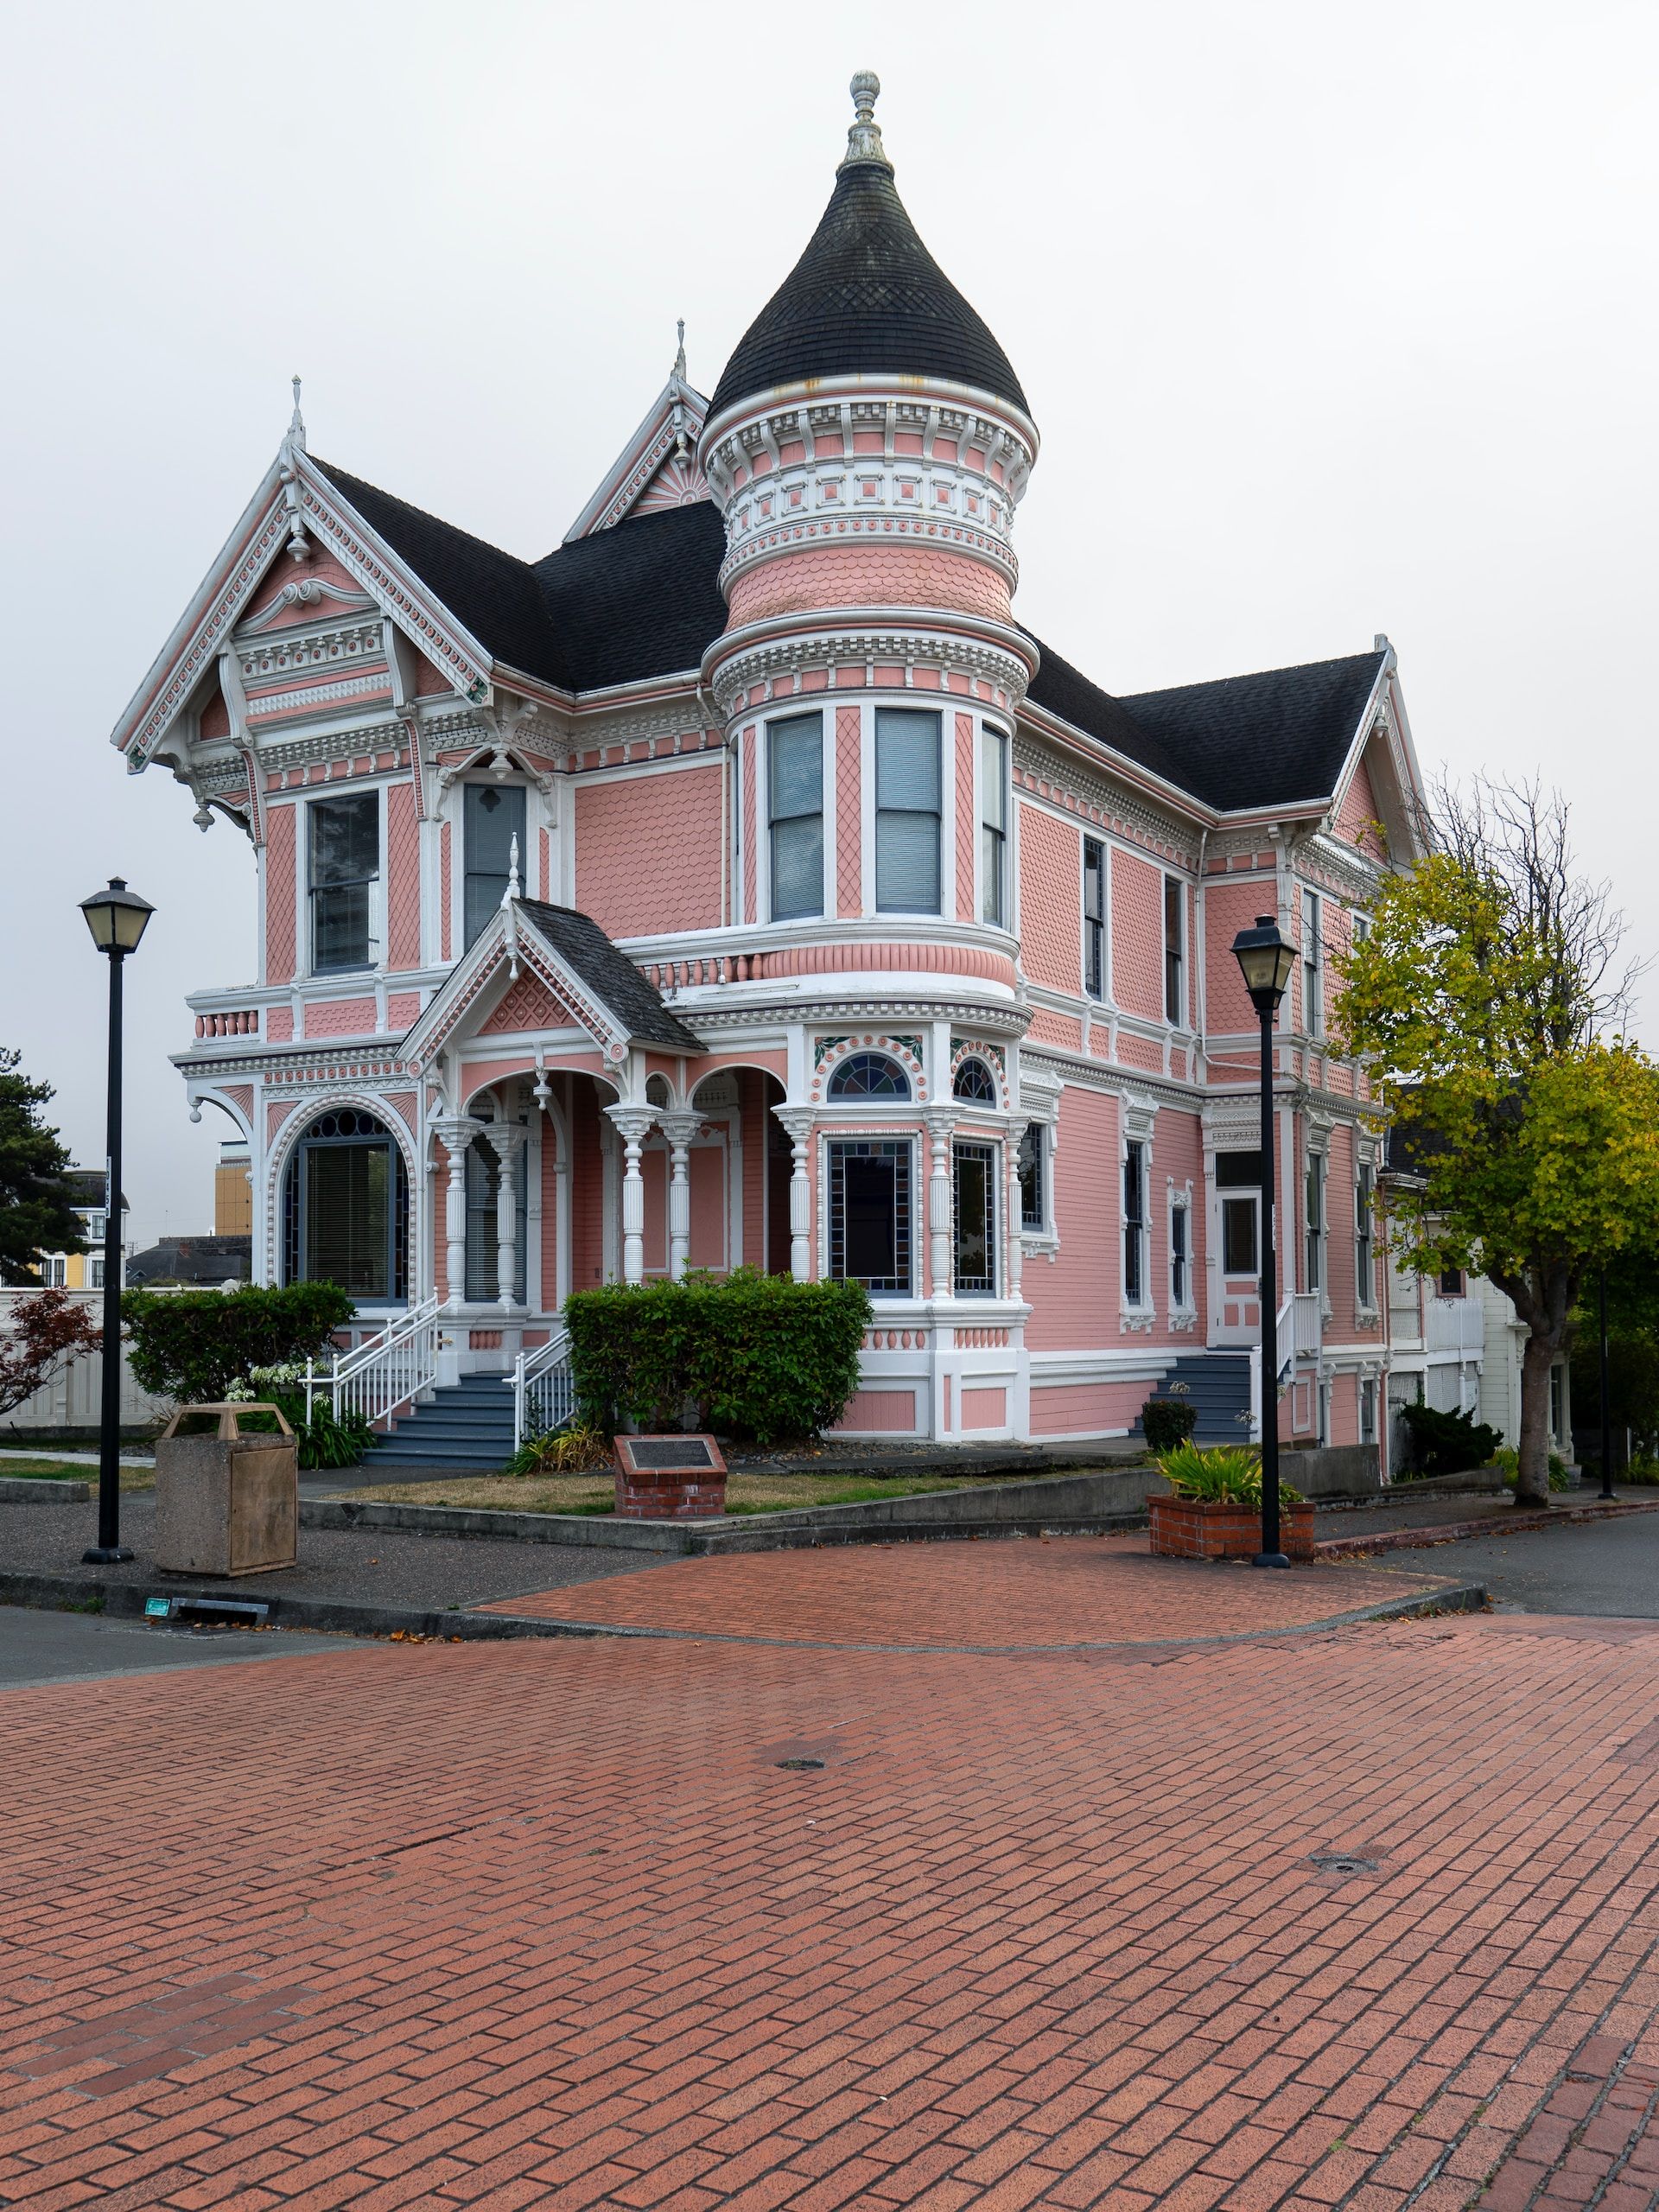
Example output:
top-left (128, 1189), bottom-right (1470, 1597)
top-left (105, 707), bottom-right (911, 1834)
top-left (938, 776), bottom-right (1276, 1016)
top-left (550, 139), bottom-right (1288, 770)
top-left (1230, 914), bottom-right (1295, 1569)
top-left (78, 878), bottom-right (153, 1566)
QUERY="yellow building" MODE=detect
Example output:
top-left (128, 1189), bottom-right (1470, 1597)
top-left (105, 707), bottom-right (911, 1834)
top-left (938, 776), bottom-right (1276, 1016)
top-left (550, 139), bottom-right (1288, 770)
top-left (214, 1143), bottom-right (252, 1236)
top-left (37, 1170), bottom-right (128, 1291)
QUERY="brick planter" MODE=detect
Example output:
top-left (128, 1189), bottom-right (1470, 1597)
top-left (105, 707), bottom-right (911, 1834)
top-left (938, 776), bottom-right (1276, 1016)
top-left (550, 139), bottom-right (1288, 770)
top-left (1148, 1492), bottom-right (1315, 1561)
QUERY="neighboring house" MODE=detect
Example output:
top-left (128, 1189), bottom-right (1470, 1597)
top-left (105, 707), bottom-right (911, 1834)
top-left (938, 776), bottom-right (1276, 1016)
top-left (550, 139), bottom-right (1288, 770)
top-left (125, 1236), bottom-right (252, 1288)
top-left (107, 75), bottom-right (1526, 1463)
top-left (35, 1171), bottom-right (129, 1293)
top-left (215, 1141), bottom-right (252, 1235)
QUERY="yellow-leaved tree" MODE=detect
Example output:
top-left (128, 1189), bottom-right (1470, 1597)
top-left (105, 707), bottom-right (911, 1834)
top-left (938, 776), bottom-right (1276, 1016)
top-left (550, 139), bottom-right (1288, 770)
top-left (1336, 782), bottom-right (1659, 1504)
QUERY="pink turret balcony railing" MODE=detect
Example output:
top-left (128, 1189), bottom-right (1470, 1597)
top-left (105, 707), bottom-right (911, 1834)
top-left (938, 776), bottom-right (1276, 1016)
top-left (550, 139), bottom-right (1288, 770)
top-left (194, 1007), bottom-right (261, 1039)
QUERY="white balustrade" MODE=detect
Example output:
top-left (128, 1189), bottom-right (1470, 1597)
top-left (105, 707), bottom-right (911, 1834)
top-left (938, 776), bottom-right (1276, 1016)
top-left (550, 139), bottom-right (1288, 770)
top-left (511, 1325), bottom-right (575, 1448)
top-left (306, 1294), bottom-right (442, 1431)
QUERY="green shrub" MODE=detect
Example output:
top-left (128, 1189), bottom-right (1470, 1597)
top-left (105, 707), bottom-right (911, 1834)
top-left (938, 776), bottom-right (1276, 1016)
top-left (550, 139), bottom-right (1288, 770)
top-left (1397, 1402), bottom-right (1503, 1478)
top-left (1156, 1442), bottom-right (1303, 1508)
top-left (1494, 1446), bottom-right (1572, 1493)
top-left (1141, 1394), bottom-right (1198, 1453)
top-left (563, 1268), bottom-right (871, 1445)
top-left (121, 1284), bottom-right (356, 1403)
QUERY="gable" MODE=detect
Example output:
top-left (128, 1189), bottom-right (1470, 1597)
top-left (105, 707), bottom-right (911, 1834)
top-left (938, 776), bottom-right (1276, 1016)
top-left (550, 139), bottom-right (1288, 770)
top-left (479, 974), bottom-right (582, 1036)
top-left (1334, 751), bottom-right (1387, 860)
top-left (563, 360), bottom-right (711, 541)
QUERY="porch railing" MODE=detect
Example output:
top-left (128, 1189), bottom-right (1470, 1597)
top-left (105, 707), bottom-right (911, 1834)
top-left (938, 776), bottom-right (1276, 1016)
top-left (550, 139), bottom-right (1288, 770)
top-left (307, 1294), bottom-right (442, 1431)
top-left (510, 1325), bottom-right (575, 1450)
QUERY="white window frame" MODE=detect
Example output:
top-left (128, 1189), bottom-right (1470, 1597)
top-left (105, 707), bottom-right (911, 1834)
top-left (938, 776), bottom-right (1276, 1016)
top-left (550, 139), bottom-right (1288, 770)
top-left (1122, 1138), bottom-right (1150, 1311)
top-left (766, 710), bottom-right (826, 923)
top-left (979, 724), bottom-right (1009, 928)
top-left (1303, 889), bottom-right (1325, 1039)
top-left (461, 778), bottom-right (530, 952)
top-left (41, 1255), bottom-right (67, 1288)
top-left (1163, 874), bottom-right (1186, 1027)
top-left (1168, 1181), bottom-right (1195, 1318)
top-left (1082, 837), bottom-right (1106, 1001)
top-left (873, 707), bottom-right (943, 917)
top-left (1355, 1159), bottom-right (1376, 1313)
top-left (305, 785), bottom-right (385, 980)
top-left (1359, 1375), bottom-right (1377, 1445)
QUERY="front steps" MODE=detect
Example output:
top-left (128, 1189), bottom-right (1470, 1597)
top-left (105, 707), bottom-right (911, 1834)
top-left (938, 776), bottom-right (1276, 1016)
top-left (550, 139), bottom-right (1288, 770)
top-left (370, 1376), bottom-right (517, 1471)
top-left (1150, 1354), bottom-right (1255, 1446)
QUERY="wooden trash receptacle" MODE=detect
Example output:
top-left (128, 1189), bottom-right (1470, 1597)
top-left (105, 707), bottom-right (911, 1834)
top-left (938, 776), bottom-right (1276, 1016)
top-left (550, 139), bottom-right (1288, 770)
top-left (154, 1403), bottom-right (299, 1576)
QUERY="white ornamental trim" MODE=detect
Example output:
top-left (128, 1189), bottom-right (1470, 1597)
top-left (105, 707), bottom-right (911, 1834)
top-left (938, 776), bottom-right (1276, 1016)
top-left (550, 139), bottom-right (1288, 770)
top-left (247, 671), bottom-right (393, 721)
top-left (127, 501), bottom-right (291, 766)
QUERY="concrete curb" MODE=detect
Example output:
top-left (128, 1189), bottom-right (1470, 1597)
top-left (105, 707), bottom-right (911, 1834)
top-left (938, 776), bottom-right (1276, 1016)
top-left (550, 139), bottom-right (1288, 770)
top-left (1317, 1497), bottom-right (1659, 1559)
top-left (0, 1570), bottom-right (601, 1644)
top-left (0, 1478), bottom-right (92, 1503)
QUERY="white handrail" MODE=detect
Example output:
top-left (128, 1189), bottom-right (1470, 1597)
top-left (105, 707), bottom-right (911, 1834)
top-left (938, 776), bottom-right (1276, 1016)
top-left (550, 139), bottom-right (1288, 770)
top-left (510, 1324), bottom-right (575, 1449)
top-left (307, 1294), bottom-right (442, 1431)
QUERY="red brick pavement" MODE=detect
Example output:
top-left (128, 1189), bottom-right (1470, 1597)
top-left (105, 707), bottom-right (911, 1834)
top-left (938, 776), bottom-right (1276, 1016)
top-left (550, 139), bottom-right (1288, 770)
top-left (480, 1535), bottom-right (1459, 1647)
top-left (5, 1591), bottom-right (1659, 2209)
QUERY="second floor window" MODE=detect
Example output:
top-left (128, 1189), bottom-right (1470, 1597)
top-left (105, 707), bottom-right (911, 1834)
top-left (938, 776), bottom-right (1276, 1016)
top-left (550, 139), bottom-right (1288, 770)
top-left (1123, 1140), bottom-right (1147, 1305)
top-left (1306, 1151), bottom-right (1325, 1293)
top-left (981, 728), bottom-right (1008, 926)
top-left (1356, 1163), bottom-right (1376, 1307)
top-left (768, 714), bottom-right (823, 920)
top-left (1164, 875), bottom-right (1185, 1024)
top-left (1303, 891), bottom-right (1325, 1038)
top-left (1083, 838), bottom-right (1105, 999)
top-left (874, 709), bottom-right (941, 913)
top-left (310, 791), bottom-right (379, 973)
top-left (464, 784), bottom-right (527, 950)
top-left (1018, 1122), bottom-right (1046, 1233)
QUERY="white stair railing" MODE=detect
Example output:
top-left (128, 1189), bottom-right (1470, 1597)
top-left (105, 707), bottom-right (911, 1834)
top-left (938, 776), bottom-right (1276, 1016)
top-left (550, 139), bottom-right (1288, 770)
top-left (510, 1324), bottom-right (575, 1450)
top-left (306, 1294), bottom-right (442, 1432)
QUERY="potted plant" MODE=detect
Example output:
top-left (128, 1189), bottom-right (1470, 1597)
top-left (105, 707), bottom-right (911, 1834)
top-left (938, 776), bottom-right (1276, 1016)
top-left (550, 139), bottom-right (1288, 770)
top-left (1148, 1443), bottom-right (1315, 1561)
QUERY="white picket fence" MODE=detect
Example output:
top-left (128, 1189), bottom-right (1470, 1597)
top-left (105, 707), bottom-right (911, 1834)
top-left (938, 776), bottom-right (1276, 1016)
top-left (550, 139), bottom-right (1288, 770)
top-left (0, 1289), bottom-right (171, 1433)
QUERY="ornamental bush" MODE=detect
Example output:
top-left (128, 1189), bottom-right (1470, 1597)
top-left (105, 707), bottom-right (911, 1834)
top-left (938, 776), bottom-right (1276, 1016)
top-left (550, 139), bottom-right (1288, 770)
top-left (563, 1268), bottom-right (871, 1445)
top-left (1396, 1401), bottom-right (1502, 1478)
top-left (1156, 1442), bottom-right (1304, 1508)
top-left (120, 1283), bottom-right (357, 1403)
top-left (1140, 1393), bottom-right (1198, 1454)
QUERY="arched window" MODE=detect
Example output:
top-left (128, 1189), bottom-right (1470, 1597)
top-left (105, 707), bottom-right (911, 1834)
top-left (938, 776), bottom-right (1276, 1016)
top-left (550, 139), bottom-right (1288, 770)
top-left (952, 1057), bottom-right (996, 1103)
top-left (283, 1109), bottom-right (409, 1302)
top-left (828, 1052), bottom-right (910, 1101)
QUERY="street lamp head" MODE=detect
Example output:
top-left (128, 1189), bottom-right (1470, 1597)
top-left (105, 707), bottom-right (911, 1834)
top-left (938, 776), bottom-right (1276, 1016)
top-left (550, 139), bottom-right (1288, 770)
top-left (79, 878), bottom-right (155, 957)
top-left (1231, 912), bottom-right (1296, 1015)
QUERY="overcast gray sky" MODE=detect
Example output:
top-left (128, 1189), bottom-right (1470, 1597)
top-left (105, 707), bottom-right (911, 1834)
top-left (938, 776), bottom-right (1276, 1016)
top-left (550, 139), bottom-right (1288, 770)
top-left (3, 0), bottom-right (1655, 1247)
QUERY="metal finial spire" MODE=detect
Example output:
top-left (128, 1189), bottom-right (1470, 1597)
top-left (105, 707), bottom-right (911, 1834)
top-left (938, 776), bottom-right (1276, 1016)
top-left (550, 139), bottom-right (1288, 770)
top-left (840, 70), bottom-right (890, 172)
top-left (289, 374), bottom-right (307, 451)
top-left (673, 319), bottom-right (687, 380)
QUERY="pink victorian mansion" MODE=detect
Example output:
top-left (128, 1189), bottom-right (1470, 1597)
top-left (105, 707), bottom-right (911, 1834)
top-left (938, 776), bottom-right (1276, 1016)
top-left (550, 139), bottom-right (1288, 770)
top-left (113, 74), bottom-right (1474, 1465)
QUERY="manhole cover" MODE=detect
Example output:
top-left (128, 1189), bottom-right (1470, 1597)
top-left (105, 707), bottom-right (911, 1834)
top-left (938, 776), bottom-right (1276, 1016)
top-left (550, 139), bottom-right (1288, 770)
top-left (1309, 1852), bottom-right (1380, 1877)
top-left (776, 1758), bottom-right (825, 1772)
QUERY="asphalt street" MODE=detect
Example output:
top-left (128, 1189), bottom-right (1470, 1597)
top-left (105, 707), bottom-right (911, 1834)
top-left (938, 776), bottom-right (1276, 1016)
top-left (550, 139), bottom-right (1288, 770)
top-left (0, 1605), bottom-right (369, 1689)
top-left (1386, 1501), bottom-right (1659, 1616)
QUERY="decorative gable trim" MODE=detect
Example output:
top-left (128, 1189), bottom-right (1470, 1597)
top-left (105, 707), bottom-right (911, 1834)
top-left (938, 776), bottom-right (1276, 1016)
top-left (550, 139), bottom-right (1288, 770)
top-left (111, 447), bottom-right (499, 774)
top-left (563, 362), bottom-right (711, 542)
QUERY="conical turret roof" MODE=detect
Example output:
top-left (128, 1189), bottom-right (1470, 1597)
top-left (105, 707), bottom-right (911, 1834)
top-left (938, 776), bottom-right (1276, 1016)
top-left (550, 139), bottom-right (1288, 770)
top-left (709, 74), bottom-right (1029, 423)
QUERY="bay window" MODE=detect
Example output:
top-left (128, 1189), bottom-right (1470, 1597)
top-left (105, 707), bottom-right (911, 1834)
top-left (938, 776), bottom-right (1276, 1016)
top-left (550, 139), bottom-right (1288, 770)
top-left (980, 728), bottom-right (1008, 925)
top-left (829, 1139), bottom-right (912, 1295)
top-left (464, 783), bottom-right (527, 950)
top-left (309, 791), bottom-right (379, 973)
top-left (768, 713), bottom-right (824, 920)
top-left (874, 709), bottom-right (941, 913)
top-left (953, 1141), bottom-right (996, 1295)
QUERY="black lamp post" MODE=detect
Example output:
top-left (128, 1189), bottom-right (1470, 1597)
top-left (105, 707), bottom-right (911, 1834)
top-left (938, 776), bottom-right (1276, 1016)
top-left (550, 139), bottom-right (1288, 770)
top-left (1231, 914), bottom-right (1298, 1569)
top-left (78, 877), bottom-right (154, 1565)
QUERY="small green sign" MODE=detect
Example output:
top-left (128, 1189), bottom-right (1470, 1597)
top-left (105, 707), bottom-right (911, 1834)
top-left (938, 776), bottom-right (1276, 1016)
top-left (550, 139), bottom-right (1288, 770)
top-left (143, 1597), bottom-right (171, 1618)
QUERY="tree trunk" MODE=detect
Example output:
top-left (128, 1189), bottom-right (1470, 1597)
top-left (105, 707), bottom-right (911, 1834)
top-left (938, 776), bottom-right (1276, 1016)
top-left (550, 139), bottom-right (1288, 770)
top-left (1516, 1328), bottom-right (1557, 1504)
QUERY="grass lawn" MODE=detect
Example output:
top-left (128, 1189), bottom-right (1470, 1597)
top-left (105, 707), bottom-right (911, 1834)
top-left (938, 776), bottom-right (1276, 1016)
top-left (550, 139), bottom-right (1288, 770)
top-left (339, 1471), bottom-right (982, 1516)
top-left (0, 1459), bottom-right (155, 1490)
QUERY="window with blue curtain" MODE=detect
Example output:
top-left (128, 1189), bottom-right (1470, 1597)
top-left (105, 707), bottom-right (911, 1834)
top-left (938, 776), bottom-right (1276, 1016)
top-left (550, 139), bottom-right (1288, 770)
top-left (874, 709), bottom-right (941, 913)
top-left (768, 715), bottom-right (823, 920)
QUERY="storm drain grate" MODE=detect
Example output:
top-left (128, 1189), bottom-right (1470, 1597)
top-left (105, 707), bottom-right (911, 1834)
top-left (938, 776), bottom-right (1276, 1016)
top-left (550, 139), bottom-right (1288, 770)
top-left (775, 1758), bottom-right (826, 1772)
top-left (1308, 1852), bottom-right (1381, 1877)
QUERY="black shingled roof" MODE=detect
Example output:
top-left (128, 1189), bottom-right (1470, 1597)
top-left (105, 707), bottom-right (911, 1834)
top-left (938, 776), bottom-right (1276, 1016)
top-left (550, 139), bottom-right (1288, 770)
top-left (709, 158), bottom-right (1029, 420)
top-left (517, 901), bottom-right (703, 1052)
top-left (314, 458), bottom-right (1381, 816)
top-left (313, 462), bottom-right (728, 695)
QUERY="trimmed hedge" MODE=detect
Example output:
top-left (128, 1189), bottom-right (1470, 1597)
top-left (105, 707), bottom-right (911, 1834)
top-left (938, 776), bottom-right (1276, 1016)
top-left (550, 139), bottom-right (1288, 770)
top-left (563, 1268), bottom-right (872, 1445)
top-left (1141, 1395), bottom-right (1198, 1453)
top-left (1397, 1401), bottom-right (1502, 1478)
top-left (120, 1283), bottom-right (357, 1403)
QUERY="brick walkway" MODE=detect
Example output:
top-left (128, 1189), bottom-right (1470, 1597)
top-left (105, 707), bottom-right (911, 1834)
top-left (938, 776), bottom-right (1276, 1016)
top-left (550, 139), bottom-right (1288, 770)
top-left (480, 1535), bottom-right (1460, 1648)
top-left (6, 1574), bottom-right (1659, 2209)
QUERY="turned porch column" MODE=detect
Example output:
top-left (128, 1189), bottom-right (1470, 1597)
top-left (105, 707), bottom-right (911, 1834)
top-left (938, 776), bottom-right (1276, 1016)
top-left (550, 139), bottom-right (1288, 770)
top-left (772, 1107), bottom-right (816, 1282)
top-left (605, 1106), bottom-right (657, 1287)
top-left (483, 1123), bottom-right (528, 1312)
top-left (1005, 1117), bottom-right (1027, 1300)
top-left (430, 1116), bottom-right (484, 1312)
top-left (925, 1106), bottom-right (955, 1300)
top-left (656, 1111), bottom-right (702, 1281)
